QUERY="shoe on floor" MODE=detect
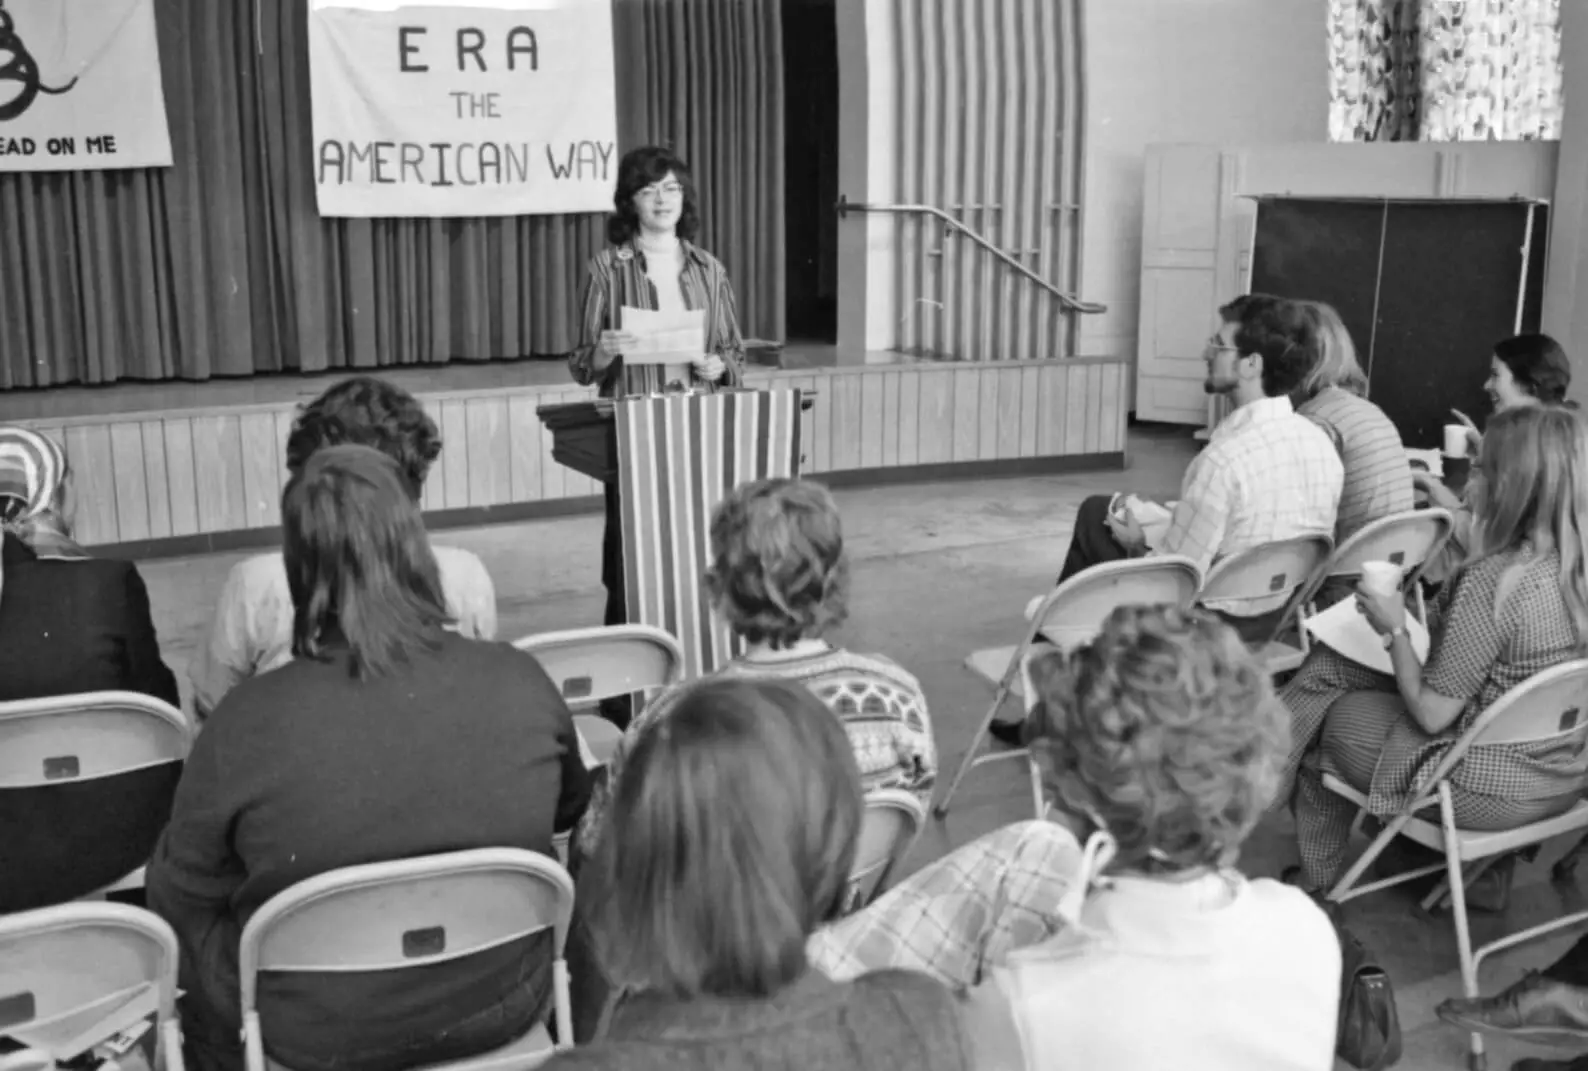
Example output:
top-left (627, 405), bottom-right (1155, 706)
top-left (1437, 971), bottom-right (1588, 1040)
top-left (987, 718), bottom-right (1027, 747)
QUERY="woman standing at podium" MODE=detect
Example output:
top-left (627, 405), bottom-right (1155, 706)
top-left (568, 145), bottom-right (747, 725)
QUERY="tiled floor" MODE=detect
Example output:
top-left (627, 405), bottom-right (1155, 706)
top-left (134, 423), bottom-right (1588, 1071)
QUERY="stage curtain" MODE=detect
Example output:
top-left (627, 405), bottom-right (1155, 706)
top-left (1328, 0), bottom-right (1563, 143)
top-left (0, 0), bottom-right (784, 389)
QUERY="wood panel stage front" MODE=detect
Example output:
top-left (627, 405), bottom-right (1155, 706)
top-left (16, 359), bottom-right (1130, 553)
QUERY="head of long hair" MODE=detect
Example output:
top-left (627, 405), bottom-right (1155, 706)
top-left (1494, 334), bottom-right (1572, 406)
top-left (1292, 301), bottom-right (1368, 402)
top-left (581, 679), bottom-right (862, 999)
top-left (607, 145), bottom-right (701, 245)
top-left (1469, 405), bottom-right (1588, 650)
top-left (282, 444), bottom-right (451, 679)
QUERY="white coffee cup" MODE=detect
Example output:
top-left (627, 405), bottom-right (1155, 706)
top-left (1359, 560), bottom-right (1403, 598)
top-left (1443, 423), bottom-right (1469, 458)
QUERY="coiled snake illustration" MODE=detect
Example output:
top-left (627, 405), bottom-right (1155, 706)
top-left (0, 5), bottom-right (79, 123)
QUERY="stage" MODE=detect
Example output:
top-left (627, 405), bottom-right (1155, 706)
top-left (9, 353), bottom-right (1131, 556)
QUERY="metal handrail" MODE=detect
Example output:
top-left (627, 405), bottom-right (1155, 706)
top-left (835, 195), bottom-right (1107, 315)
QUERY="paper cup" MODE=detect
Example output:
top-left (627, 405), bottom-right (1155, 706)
top-left (1359, 560), bottom-right (1403, 598)
top-left (1443, 424), bottom-right (1469, 458)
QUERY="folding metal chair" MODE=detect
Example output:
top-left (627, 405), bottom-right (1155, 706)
top-left (1322, 660), bottom-right (1588, 1071)
top-left (1279, 508), bottom-right (1454, 672)
top-left (940, 555), bottom-right (1203, 819)
top-left (845, 789), bottom-right (928, 913)
top-left (240, 848), bottom-right (575, 1071)
top-left (0, 691), bottom-right (190, 909)
top-left (1196, 534), bottom-right (1333, 675)
top-left (513, 625), bottom-right (683, 863)
top-left (0, 902), bottom-right (184, 1071)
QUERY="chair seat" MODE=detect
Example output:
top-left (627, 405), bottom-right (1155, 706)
top-left (965, 646), bottom-right (1022, 696)
top-left (267, 1022), bottom-right (553, 1071)
top-left (572, 714), bottom-right (623, 767)
top-left (1259, 640), bottom-right (1306, 676)
top-left (1322, 774), bottom-right (1588, 863)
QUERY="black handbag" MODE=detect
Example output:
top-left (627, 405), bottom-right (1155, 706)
top-left (1336, 922), bottom-right (1403, 1069)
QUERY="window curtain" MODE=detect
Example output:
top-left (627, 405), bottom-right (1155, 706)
top-left (0, 0), bottom-right (784, 389)
top-left (1328, 0), bottom-right (1563, 142)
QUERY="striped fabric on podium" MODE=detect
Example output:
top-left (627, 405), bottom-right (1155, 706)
top-left (615, 389), bottom-right (803, 680)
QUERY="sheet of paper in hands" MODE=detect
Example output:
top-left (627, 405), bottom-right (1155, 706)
top-left (1303, 597), bottom-right (1430, 675)
top-left (1405, 447), bottom-right (1444, 479)
top-left (620, 307), bottom-right (705, 365)
top-left (1114, 494), bottom-right (1174, 552)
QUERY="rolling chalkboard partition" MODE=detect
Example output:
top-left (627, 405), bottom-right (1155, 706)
top-left (1246, 195), bottom-right (1548, 449)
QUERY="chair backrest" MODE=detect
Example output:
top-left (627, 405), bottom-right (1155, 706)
top-left (845, 790), bottom-right (926, 913)
top-left (0, 691), bottom-right (189, 788)
top-left (0, 903), bottom-right (180, 1052)
top-left (1467, 660), bottom-right (1588, 748)
top-left (0, 692), bottom-right (189, 911)
top-left (1032, 555), bottom-right (1203, 652)
top-left (512, 625), bottom-right (682, 707)
top-left (238, 848), bottom-right (573, 1013)
top-left (1198, 534), bottom-right (1334, 608)
top-left (1325, 508), bottom-right (1453, 584)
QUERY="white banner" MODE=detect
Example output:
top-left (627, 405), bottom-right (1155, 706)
top-left (0, 0), bottom-right (173, 172)
top-left (308, 0), bottom-right (618, 218)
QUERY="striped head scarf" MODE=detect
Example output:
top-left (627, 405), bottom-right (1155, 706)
top-left (0, 426), bottom-right (87, 600)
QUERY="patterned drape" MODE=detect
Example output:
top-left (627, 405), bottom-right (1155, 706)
top-left (1328, 0), bottom-right (1563, 142)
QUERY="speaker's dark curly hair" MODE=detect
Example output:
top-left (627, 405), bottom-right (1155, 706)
top-left (607, 145), bottom-right (700, 245)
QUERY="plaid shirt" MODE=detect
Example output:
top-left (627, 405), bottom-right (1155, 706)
top-left (807, 820), bottom-right (1082, 991)
top-left (1160, 396), bottom-right (1342, 614)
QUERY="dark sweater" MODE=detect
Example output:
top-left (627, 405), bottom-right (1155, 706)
top-left (541, 970), bottom-right (974, 1071)
top-left (0, 534), bottom-right (179, 706)
top-left (146, 633), bottom-right (592, 1070)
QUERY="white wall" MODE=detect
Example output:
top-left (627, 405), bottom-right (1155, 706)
top-left (1544, 0), bottom-right (1588, 400)
top-left (1076, 0), bottom-right (1327, 363)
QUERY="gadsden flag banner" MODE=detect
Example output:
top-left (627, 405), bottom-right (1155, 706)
top-left (0, 0), bottom-right (173, 172)
top-left (307, 0), bottom-right (618, 218)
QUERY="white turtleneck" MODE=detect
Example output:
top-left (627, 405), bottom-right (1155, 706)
top-left (636, 232), bottom-right (686, 313)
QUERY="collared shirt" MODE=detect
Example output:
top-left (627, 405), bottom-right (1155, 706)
top-left (1297, 386), bottom-right (1414, 543)
top-left (567, 240), bottom-right (746, 398)
top-left (1160, 395), bottom-right (1343, 614)
top-left (188, 545), bottom-right (497, 717)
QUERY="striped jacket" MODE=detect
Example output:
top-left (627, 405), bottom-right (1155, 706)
top-left (567, 240), bottom-right (746, 397)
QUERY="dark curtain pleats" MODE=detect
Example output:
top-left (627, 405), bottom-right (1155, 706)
top-left (0, 0), bottom-right (785, 388)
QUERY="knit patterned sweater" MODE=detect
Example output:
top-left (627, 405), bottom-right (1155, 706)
top-left (576, 645), bottom-right (937, 854)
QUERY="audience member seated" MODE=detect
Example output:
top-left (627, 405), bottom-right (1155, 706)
top-left (1280, 405), bottom-right (1588, 903)
top-left (188, 376), bottom-right (496, 718)
top-left (147, 445), bottom-right (592, 1071)
top-left (542, 678), bottom-right (974, 1071)
top-left (992, 294), bottom-right (1342, 743)
top-left (0, 425), bottom-right (178, 706)
top-left (575, 477), bottom-right (935, 856)
top-left (1294, 301), bottom-right (1413, 548)
top-left (1419, 333), bottom-right (1574, 584)
top-left (813, 606), bottom-right (1339, 1071)
top-left (1437, 932), bottom-right (1588, 1058)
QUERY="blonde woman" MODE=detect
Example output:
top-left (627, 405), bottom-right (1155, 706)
top-left (1292, 302), bottom-right (1413, 545)
top-left (1283, 405), bottom-right (1588, 896)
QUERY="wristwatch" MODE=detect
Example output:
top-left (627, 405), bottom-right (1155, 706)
top-left (1381, 625), bottom-right (1409, 649)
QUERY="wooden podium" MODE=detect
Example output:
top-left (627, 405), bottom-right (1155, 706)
top-left (538, 389), bottom-right (806, 680)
